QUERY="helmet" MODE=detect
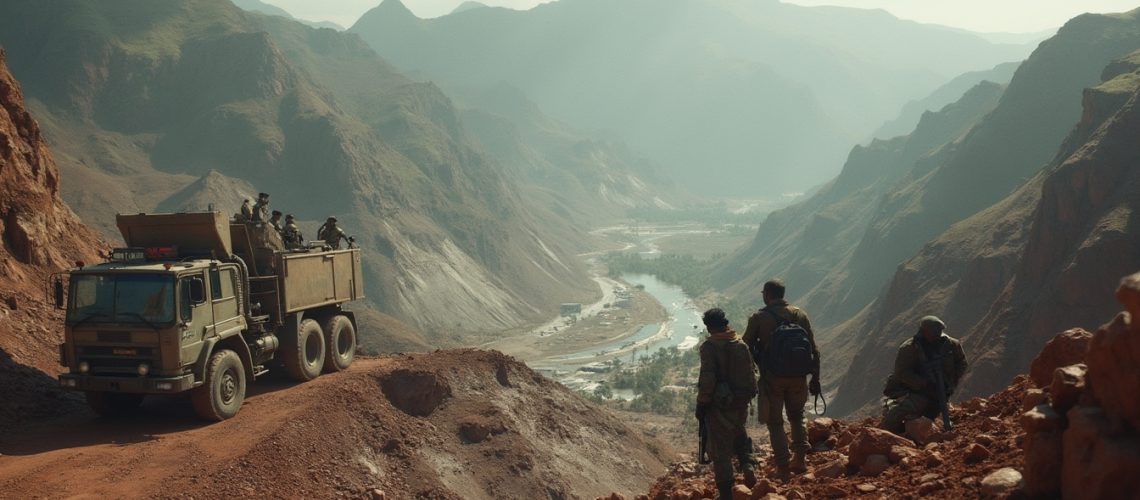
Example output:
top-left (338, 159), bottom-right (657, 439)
top-left (285, 214), bottom-right (295, 221)
top-left (327, 216), bottom-right (337, 222)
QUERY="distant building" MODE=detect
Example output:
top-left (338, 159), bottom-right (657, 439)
top-left (560, 303), bottom-right (582, 317)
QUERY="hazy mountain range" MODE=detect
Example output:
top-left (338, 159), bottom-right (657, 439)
top-left (350, 0), bottom-right (1037, 196)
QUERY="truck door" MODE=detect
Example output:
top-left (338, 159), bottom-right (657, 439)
top-left (178, 273), bottom-right (214, 365)
top-left (209, 266), bottom-right (241, 337)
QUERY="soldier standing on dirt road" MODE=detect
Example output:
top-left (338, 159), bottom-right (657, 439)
top-left (696, 308), bottom-right (759, 499)
top-left (743, 278), bottom-right (821, 481)
top-left (879, 316), bottom-right (968, 434)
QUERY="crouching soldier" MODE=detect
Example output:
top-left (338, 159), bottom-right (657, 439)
top-left (879, 316), bottom-right (968, 434)
top-left (696, 308), bottom-right (759, 498)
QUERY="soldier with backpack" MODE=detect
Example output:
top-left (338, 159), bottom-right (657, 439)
top-left (696, 308), bottom-right (759, 498)
top-left (743, 279), bottom-right (821, 481)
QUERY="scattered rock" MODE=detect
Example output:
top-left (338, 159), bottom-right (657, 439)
top-left (855, 483), bottom-right (877, 493)
top-left (980, 468), bottom-right (1023, 497)
top-left (750, 479), bottom-right (775, 497)
top-left (1029, 328), bottom-right (1092, 387)
top-left (815, 459), bottom-right (846, 479)
top-left (1049, 364), bottom-right (1087, 413)
top-left (807, 417), bottom-right (834, 445)
top-left (368, 489), bottom-right (385, 500)
top-left (974, 434), bottom-right (995, 447)
top-left (904, 417), bottom-right (937, 445)
top-left (918, 479), bottom-right (946, 495)
top-left (785, 490), bottom-right (806, 500)
top-left (924, 451), bottom-right (944, 468)
top-left (756, 494), bottom-right (786, 500)
top-left (730, 484), bottom-right (749, 500)
top-left (4, 296), bottom-right (16, 310)
top-left (1020, 404), bottom-right (1064, 433)
top-left (966, 443), bottom-right (992, 462)
top-left (847, 427), bottom-right (915, 467)
top-left (822, 484), bottom-right (846, 498)
top-left (917, 473), bottom-right (941, 484)
top-left (888, 445), bottom-right (920, 464)
top-left (1021, 388), bottom-right (1048, 412)
top-left (379, 369), bottom-right (452, 417)
top-left (860, 454), bottom-right (890, 476)
top-left (1117, 272), bottom-right (1140, 323)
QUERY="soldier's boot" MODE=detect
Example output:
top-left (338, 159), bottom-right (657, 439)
top-left (790, 452), bottom-right (808, 474)
top-left (772, 466), bottom-right (791, 483)
top-left (735, 436), bottom-right (757, 488)
top-left (716, 480), bottom-right (735, 500)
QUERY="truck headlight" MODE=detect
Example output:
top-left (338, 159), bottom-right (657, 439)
top-left (78, 361), bottom-right (90, 374)
top-left (137, 363), bottom-right (150, 377)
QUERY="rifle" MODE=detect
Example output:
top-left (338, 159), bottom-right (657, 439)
top-left (923, 356), bottom-right (952, 431)
top-left (698, 415), bottom-right (711, 464)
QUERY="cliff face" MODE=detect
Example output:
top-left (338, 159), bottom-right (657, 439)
top-left (713, 80), bottom-right (1005, 317)
top-left (0, 0), bottom-right (597, 340)
top-left (830, 48), bottom-right (1140, 415)
top-left (0, 49), bottom-right (105, 426)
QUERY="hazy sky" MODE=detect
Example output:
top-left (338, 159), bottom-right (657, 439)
top-left (264, 0), bottom-right (1139, 33)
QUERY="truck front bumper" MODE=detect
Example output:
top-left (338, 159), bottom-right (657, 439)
top-left (58, 373), bottom-right (196, 393)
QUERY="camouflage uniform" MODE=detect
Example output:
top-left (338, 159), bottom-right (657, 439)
top-left (282, 218), bottom-right (303, 249)
top-left (742, 300), bottom-right (819, 472)
top-left (879, 327), bottom-right (967, 434)
top-left (317, 220), bottom-right (348, 249)
top-left (238, 200), bottom-right (253, 222)
top-left (251, 194), bottom-right (270, 223)
top-left (268, 212), bottom-right (283, 232)
top-left (698, 329), bottom-right (759, 498)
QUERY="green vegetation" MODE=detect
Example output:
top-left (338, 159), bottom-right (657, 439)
top-left (582, 346), bottom-right (700, 417)
top-left (604, 253), bottom-right (714, 298)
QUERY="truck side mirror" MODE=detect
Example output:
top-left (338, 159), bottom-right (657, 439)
top-left (189, 278), bottom-right (206, 304)
top-left (53, 278), bottom-right (65, 309)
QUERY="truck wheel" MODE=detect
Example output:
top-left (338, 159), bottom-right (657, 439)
top-left (283, 318), bottom-right (325, 381)
top-left (191, 349), bottom-right (246, 421)
top-left (85, 391), bottom-right (144, 417)
top-left (323, 314), bottom-right (356, 373)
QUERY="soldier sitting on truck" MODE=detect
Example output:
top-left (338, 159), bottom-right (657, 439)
top-left (316, 216), bottom-right (350, 250)
top-left (282, 214), bottom-right (304, 249)
top-left (251, 192), bottom-right (270, 223)
top-left (268, 210), bottom-right (283, 232)
top-left (236, 199), bottom-right (252, 223)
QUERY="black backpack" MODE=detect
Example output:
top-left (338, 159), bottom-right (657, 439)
top-left (757, 308), bottom-right (815, 377)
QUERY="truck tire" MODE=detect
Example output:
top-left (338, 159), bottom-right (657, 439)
top-left (85, 391), bottom-right (144, 417)
top-left (191, 348), bottom-right (246, 421)
top-left (322, 314), bottom-right (356, 373)
top-left (283, 318), bottom-right (325, 382)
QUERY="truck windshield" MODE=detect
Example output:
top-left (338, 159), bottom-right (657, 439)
top-left (67, 274), bottom-right (175, 326)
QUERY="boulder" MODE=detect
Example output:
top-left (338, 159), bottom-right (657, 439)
top-left (1049, 364), bottom-right (1087, 413)
top-left (905, 417), bottom-right (937, 445)
top-left (807, 417), bottom-right (835, 445)
top-left (815, 459), bottom-right (846, 479)
top-left (749, 479), bottom-right (775, 497)
top-left (368, 489), bottom-right (386, 500)
top-left (1021, 388), bottom-right (1048, 412)
top-left (860, 454), bottom-right (890, 476)
top-left (918, 479), bottom-right (947, 495)
top-left (1023, 430), bottom-right (1063, 497)
top-left (924, 451), bottom-right (944, 468)
top-left (730, 484), bottom-right (750, 500)
top-left (1062, 406), bottom-right (1140, 500)
top-left (855, 483), bottom-right (877, 493)
top-left (966, 443), bottom-right (992, 462)
top-left (1020, 404), bottom-right (1064, 433)
top-left (1117, 272), bottom-right (1140, 326)
top-left (1029, 329), bottom-right (1092, 388)
top-left (1086, 312), bottom-right (1140, 430)
top-left (980, 468), bottom-right (1023, 497)
top-left (846, 427), bottom-right (915, 466)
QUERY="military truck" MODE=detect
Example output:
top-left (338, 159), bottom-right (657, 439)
top-left (53, 212), bottom-right (364, 421)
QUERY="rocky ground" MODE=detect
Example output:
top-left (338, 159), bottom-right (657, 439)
top-left (608, 272), bottom-right (1140, 500)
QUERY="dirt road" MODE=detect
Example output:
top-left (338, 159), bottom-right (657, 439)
top-left (0, 351), bottom-right (669, 499)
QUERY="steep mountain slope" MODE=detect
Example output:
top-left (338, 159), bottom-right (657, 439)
top-left (713, 79), bottom-right (1005, 315)
top-left (453, 83), bottom-right (680, 225)
top-left (830, 47), bottom-right (1140, 416)
top-left (0, 0), bottom-right (597, 340)
top-left (874, 61), bottom-right (1021, 139)
top-left (350, 0), bottom-right (1032, 196)
top-left (231, 0), bottom-right (344, 30)
top-left (720, 9), bottom-right (1140, 336)
top-left (0, 49), bottom-right (106, 427)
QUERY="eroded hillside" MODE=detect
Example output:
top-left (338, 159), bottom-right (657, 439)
top-left (0, 0), bottom-right (600, 344)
